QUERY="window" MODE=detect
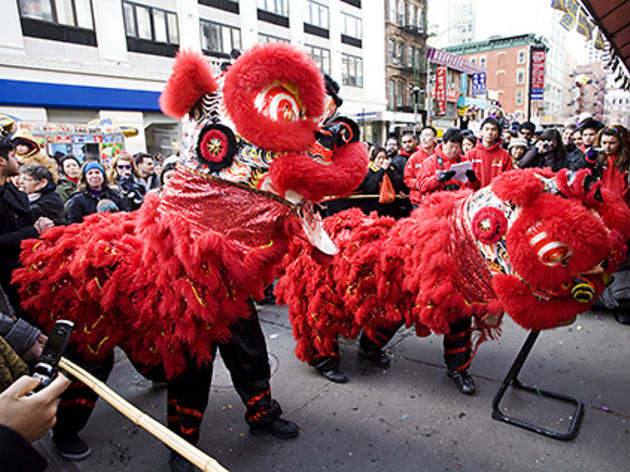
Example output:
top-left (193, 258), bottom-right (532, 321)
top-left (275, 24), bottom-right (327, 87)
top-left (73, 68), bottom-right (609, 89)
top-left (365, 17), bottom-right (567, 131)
top-left (257, 0), bottom-right (288, 16)
top-left (389, 37), bottom-right (404, 65)
top-left (470, 57), bottom-right (476, 65)
top-left (342, 53), bottom-right (363, 88)
top-left (123, 2), bottom-right (179, 45)
top-left (479, 56), bottom-right (486, 68)
top-left (516, 69), bottom-right (525, 84)
top-left (306, 0), bottom-right (328, 29)
top-left (388, 0), bottom-right (396, 23)
top-left (305, 44), bottom-right (330, 75)
top-left (18, 0), bottom-right (94, 29)
top-left (408, 45), bottom-right (414, 67)
top-left (388, 78), bottom-right (405, 108)
top-left (516, 90), bottom-right (523, 105)
top-left (201, 20), bottom-right (241, 56)
top-left (497, 52), bottom-right (506, 68)
top-left (258, 32), bottom-right (289, 44)
top-left (397, 0), bottom-right (405, 25)
top-left (517, 49), bottom-right (526, 64)
top-left (342, 12), bottom-right (361, 39)
top-left (408, 3), bottom-right (415, 27)
top-left (497, 71), bottom-right (505, 87)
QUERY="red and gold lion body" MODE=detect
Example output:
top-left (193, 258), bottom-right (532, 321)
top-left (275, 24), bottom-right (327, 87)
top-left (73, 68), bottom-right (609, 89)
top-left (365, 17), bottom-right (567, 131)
top-left (277, 169), bottom-right (630, 363)
top-left (13, 43), bottom-right (368, 377)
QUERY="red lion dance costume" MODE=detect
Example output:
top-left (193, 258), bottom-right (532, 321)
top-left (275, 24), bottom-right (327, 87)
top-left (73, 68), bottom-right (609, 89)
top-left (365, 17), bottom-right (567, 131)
top-left (13, 43), bottom-right (367, 467)
top-left (277, 169), bottom-right (630, 369)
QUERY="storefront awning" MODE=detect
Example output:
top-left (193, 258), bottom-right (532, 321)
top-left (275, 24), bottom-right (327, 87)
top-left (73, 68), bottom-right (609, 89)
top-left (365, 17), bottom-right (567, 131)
top-left (581, 1), bottom-right (630, 77)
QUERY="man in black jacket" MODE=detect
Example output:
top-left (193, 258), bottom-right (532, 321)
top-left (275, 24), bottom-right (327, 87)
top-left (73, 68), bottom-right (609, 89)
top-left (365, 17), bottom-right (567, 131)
top-left (0, 136), bottom-right (53, 312)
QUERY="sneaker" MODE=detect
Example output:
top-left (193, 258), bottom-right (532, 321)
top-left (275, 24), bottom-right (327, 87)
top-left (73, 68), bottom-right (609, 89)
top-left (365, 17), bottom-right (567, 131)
top-left (250, 417), bottom-right (300, 439)
top-left (447, 369), bottom-right (476, 395)
top-left (358, 348), bottom-right (391, 368)
top-left (52, 434), bottom-right (92, 461)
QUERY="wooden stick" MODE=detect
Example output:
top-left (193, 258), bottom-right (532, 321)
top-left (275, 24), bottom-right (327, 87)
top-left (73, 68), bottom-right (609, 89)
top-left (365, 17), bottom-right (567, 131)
top-left (58, 357), bottom-right (229, 472)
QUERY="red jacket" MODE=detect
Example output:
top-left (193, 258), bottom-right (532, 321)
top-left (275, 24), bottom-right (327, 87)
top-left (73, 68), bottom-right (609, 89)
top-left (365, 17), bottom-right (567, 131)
top-left (404, 146), bottom-right (436, 198)
top-left (466, 140), bottom-right (513, 187)
top-left (408, 149), bottom-right (479, 204)
top-left (601, 153), bottom-right (628, 201)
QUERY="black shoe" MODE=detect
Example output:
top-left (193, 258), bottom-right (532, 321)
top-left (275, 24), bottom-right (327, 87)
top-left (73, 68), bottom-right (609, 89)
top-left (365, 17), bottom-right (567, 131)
top-left (169, 451), bottom-right (198, 472)
top-left (250, 417), bottom-right (300, 439)
top-left (358, 348), bottom-right (391, 367)
top-left (52, 434), bottom-right (92, 461)
top-left (447, 369), bottom-right (476, 395)
top-left (316, 366), bottom-right (348, 383)
top-left (613, 311), bottom-right (630, 325)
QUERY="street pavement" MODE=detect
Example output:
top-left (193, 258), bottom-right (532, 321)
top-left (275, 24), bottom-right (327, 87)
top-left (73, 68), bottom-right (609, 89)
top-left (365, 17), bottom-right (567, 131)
top-left (36, 304), bottom-right (629, 472)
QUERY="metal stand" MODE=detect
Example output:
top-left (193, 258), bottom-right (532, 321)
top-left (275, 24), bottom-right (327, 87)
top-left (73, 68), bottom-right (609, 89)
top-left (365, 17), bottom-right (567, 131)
top-left (492, 330), bottom-right (583, 440)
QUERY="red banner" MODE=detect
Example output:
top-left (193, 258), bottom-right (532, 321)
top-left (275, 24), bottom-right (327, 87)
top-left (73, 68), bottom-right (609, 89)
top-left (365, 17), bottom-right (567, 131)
top-left (531, 49), bottom-right (546, 90)
top-left (435, 65), bottom-right (447, 115)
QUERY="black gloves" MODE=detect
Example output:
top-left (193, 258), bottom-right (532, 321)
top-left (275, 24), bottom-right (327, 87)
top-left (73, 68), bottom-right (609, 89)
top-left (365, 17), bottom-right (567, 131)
top-left (437, 170), bottom-right (455, 182)
top-left (465, 169), bottom-right (478, 182)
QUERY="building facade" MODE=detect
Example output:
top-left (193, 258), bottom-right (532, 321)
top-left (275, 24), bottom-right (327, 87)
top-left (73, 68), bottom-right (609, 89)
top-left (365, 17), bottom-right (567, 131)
top-left (444, 34), bottom-right (549, 122)
top-left (1, 0), bottom-right (385, 154)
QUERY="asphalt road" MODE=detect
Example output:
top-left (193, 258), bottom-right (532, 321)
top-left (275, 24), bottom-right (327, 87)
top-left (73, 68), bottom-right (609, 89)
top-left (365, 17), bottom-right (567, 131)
top-left (37, 304), bottom-right (629, 472)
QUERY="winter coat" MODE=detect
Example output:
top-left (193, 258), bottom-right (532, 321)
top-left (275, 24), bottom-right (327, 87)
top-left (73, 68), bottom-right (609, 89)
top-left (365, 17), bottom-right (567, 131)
top-left (66, 187), bottom-right (125, 224)
top-left (564, 146), bottom-right (602, 179)
top-left (356, 162), bottom-right (407, 218)
top-left (56, 177), bottom-right (77, 203)
top-left (0, 182), bottom-right (37, 273)
top-left (29, 183), bottom-right (66, 226)
top-left (0, 422), bottom-right (47, 471)
top-left (408, 149), bottom-right (480, 203)
top-left (519, 147), bottom-right (565, 172)
top-left (12, 128), bottom-right (58, 182)
top-left (466, 140), bottom-right (513, 187)
top-left (116, 176), bottom-right (146, 211)
top-left (600, 153), bottom-right (628, 201)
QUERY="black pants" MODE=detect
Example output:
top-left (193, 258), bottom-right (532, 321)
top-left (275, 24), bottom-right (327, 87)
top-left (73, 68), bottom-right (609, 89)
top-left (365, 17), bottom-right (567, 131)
top-left (53, 300), bottom-right (279, 446)
top-left (312, 318), bottom-right (472, 372)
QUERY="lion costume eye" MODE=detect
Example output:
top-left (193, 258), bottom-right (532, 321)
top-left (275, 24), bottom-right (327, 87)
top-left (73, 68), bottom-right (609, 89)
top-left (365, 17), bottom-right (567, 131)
top-left (254, 82), bottom-right (302, 122)
top-left (529, 231), bottom-right (572, 267)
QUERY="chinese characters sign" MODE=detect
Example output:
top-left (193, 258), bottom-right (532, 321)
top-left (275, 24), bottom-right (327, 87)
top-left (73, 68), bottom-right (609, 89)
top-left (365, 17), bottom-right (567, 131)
top-left (435, 66), bottom-right (447, 115)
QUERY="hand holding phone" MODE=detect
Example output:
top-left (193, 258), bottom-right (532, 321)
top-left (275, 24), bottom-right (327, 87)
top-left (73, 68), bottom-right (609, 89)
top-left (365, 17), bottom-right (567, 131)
top-left (33, 320), bottom-right (74, 390)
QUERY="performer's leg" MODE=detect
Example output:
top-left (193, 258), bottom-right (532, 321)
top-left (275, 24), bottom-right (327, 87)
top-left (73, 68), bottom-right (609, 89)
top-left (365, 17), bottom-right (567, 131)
top-left (218, 300), bottom-right (298, 439)
top-left (311, 338), bottom-right (347, 383)
top-left (358, 321), bottom-right (403, 367)
top-left (443, 317), bottom-right (475, 395)
top-left (166, 360), bottom-right (214, 472)
top-left (52, 348), bottom-right (114, 460)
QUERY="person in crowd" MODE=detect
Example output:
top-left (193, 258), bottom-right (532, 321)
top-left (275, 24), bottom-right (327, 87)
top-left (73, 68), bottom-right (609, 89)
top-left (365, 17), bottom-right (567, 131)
top-left (486, 105), bottom-right (509, 131)
top-left (385, 136), bottom-right (399, 158)
top-left (110, 152), bottom-right (145, 211)
top-left (159, 157), bottom-right (178, 189)
top-left (572, 128), bottom-right (583, 150)
top-left (0, 373), bottom-right (71, 472)
top-left (356, 145), bottom-right (406, 217)
top-left (561, 124), bottom-right (577, 148)
top-left (66, 161), bottom-right (124, 225)
top-left (596, 124), bottom-right (630, 201)
top-left (391, 132), bottom-right (418, 176)
top-left (578, 118), bottom-right (604, 152)
top-left (404, 126), bottom-right (437, 175)
top-left (501, 128), bottom-right (513, 150)
top-left (407, 128), bottom-right (480, 204)
top-left (518, 121), bottom-right (536, 146)
top-left (507, 137), bottom-right (528, 167)
top-left (134, 153), bottom-right (160, 192)
top-left (18, 164), bottom-right (65, 225)
top-left (465, 117), bottom-right (513, 187)
top-left (0, 136), bottom-right (54, 313)
top-left (11, 129), bottom-right (58, 181)
top-left (562, 124), bottom-right (585, 171)
top-left (518, 129), bottom-right (567, 172)
top-left (461, 130), bottom-right (476, 155)
top-left (56, 155), bottom-right (81, 203)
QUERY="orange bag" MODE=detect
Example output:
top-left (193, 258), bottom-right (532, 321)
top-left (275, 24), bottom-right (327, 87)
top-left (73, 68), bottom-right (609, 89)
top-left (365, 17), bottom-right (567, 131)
top-left (379, 173), bottom-right (395, 204)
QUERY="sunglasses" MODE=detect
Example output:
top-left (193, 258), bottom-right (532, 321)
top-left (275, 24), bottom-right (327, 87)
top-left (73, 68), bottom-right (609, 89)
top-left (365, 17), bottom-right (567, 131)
top-left (117, 164), bottom-right (132, 170)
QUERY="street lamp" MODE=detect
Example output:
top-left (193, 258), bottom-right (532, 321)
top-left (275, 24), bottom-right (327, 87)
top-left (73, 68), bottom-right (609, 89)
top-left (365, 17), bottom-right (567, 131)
top-left (410, 86), bottom-right (421, 135)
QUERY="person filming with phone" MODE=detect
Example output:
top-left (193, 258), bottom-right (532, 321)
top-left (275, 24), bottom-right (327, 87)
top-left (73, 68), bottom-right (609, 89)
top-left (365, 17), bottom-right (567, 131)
top-left (518, 129), bottom-right (567, 172)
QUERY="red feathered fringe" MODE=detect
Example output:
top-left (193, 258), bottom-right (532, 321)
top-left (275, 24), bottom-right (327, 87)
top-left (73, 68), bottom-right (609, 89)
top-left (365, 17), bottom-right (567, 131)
top-left (223, 43), bottom-right (325, 153)
top-left (159, 50), bottom-right (218, 119)
top-left (14, 175), bottom-right (294, 378)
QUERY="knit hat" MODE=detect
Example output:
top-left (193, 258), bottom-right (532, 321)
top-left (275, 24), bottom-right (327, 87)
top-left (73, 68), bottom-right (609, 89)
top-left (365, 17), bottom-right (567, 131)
top-left (508, 137), bottom-right (528, 150)
top-left (84, 161), bottom-right (105, 177)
